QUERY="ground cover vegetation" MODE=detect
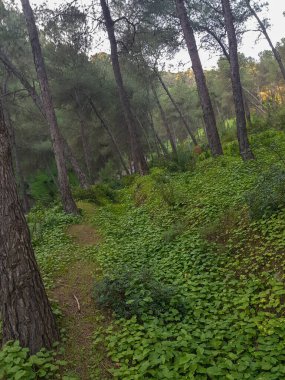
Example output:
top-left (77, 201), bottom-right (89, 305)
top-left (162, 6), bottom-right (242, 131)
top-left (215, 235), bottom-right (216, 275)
top-left (2, 0), bottom-right (285, 379)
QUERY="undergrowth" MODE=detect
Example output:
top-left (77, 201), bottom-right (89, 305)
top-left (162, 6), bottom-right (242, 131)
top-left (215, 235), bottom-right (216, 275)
top-left (89, 130), bottom-right (285, 379)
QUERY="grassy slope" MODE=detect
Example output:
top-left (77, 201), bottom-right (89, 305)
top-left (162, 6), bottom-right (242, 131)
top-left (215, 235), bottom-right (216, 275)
top-left (2, 129), bottom-right (285, 379)
top-left (87, 130), bottom-right (285, 379)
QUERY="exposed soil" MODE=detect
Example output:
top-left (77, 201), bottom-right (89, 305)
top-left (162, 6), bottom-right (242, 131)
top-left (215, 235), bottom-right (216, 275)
top-left (67, 224), bottom-right (101, 246)
top-left (51, 220), bottom-right (112, 379)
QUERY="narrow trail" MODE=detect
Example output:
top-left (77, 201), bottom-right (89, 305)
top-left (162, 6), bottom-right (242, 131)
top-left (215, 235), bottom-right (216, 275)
top-left (51, 204), bottom-right (112, 379)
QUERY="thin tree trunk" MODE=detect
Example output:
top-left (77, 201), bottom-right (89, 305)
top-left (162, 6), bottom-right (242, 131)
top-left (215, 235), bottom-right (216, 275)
top-left (0, 46), bottom-right (90, 190)
top-left (221, 0), bottom-right (254, 160)
top-left (154, 68), bottom-right (198, 145)
top-left (89, 99), bottom-right (130, 175)
top-left (175, 0), bottom-right (223, 156)
top-left (246, 0), bottom-right (285, 81)
top-left (62, 140), bottom-right (89, 189)
top-left (74, 91), bottom-right (94, 182)
top-left (100, 0), bottom-right (148, 174)
top-left (0, 48), bottom-right (43, 111)
top-left (147, 112), bottom-right (169, 158)
top-left (135, 115), bottom-right (155, 161)
top-left (152, 86), bottom-right (178, 157)
top-left (0, 101), bottom-right (59, 353)
top-left (21, 0), bottom-right (78, 213)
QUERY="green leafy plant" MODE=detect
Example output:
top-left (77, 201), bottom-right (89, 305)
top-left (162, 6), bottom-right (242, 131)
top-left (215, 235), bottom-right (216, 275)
top-left (0, 341), bottom-right (67, 380)
top-left (245, 166), bottom-right (285, 219)
top-left (73, 183), bottom-right (117, 205)
top-left (94, 269), bottom-right (178, 320)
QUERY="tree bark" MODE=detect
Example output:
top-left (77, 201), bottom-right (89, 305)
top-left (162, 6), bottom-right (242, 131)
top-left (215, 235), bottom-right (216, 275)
top-left (245, 0), bottom-right (285, 81)
top-left (154, 68), bottom-right (198, 145)
top-left (1, 74), bottom-right (30, 212)
top-left (20, 0), bottom-right (78, 213)
top-left (100, 0), bottom-right (148, 174)
top-left (221, 0), bottom-right (254, 160)
top-left (152, 86), bottom-right (178, 157)
top-left (175, 0), bottom-right (223, 156)
top-left (89, 99), bottom-right (130, 175)
top-left (0, 101), bottom-right (59, 354)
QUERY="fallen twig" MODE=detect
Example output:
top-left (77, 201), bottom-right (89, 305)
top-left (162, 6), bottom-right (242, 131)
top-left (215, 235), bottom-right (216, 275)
top-left (73, 294), bottom-right (81, 312)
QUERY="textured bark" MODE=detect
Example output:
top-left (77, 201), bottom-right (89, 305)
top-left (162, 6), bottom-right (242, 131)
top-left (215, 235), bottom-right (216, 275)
top-left (4, 110), bottom-right (30, 212)
top-left (246, 0), bottom-right (285, 81)
top-left (154, 69), bottom-right (198, 145)
top-left (175, 0), bottom-right (223, 156)
top-left (221, 0), bottom-right (254, 160)
top-left (89, 99), bottom-right (130, 175)
top-left (152, 86), bottom-right (178, 157)
top-left (21, 0), bottom-right (78, 213)
top-left (100, 0), bottom-right (148, 174)
top-left (0, 101), bottom-right (59, 353)
top-left (1, 74), bottom-right (30, 212)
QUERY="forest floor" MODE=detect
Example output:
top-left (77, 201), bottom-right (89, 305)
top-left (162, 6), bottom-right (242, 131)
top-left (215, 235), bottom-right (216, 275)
top-left (50, 205), bottom-right (112, 379)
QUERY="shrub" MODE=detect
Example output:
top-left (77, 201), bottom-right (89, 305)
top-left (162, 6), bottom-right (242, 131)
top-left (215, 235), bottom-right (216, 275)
top-left (162, 221), bottom-right (186, 242)
top-left (27, 205), bottom-right (78, 244)
top-left (73, 184), bottom-right (117, 205)
top-left (93, 269), bottom-right (177, 320)
top-left (245, 166), bottom-right (285, 219)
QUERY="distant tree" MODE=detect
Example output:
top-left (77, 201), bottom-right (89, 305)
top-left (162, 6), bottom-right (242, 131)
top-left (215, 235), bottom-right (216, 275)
top-left (151, 85), bottom-right (178, 157)
top-left (221, 0), bottom-right (254, 160)
top-left (153, 68), bottom-right (198, 145)
top-left (99, 0), bottom-right (148, 174)
top-left (0, 47), bottom-right (90, 189)
top-left (175, 0), bottom-right (223, 156)
top-left (20, 0), bottom-right (78, 213)
top-left (245, 0), bottom-right (285, 81)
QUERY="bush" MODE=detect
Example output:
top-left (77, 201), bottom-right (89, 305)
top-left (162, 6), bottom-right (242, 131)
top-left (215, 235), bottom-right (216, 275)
top-left (73, 184), bottom-right (117, 205)
top-left (245, 166), bottom-right (285, 219)
top-left (93, 269), bottom-right (178, 320)
top-left (27, 205), bottom-right (78, 244)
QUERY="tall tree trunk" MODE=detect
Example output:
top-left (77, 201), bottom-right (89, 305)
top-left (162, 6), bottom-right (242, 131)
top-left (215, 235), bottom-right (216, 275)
top-left (152, 86), bottom-right (178, 157)
top-left (0, 101), bottom-right (59, 354)
top-left (245, 0), bottom-right (285, 81)
top-left (175, 0), bottom-right (223, 156)
top-left (89, 99), bottom-right (130, 175)
top-left (100, 0), bottom-right (148, 174)
top-left (154, 68), bottom-right (198, 145)
top-left (221, 0), bottom-right (254, 160)
top-left (20, 0), bottom-right (78, 213)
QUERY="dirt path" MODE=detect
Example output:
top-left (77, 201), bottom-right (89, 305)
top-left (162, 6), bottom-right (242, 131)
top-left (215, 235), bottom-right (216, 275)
top-left (51, 221), bottom-right (111, 379)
